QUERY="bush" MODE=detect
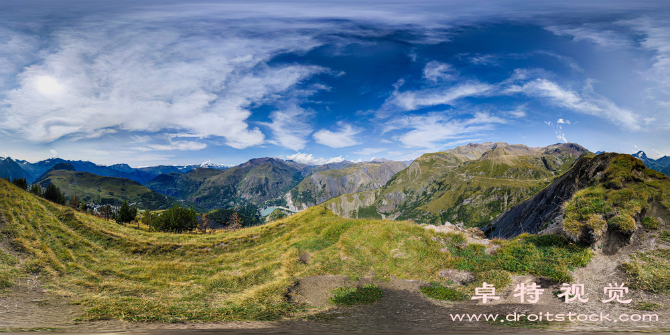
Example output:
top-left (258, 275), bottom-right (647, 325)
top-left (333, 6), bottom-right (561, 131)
top-left (115, 200), bottom-right (137, 224)
top-left (43, 183), bottom-right (66, 205)
top-left (329, 284), bottom-right (383, 305)
top-left (151, 204), bottom-right (197, 233)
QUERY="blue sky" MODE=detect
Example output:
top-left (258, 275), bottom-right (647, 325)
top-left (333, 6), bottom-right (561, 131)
top-left (0, 0), bottom-right (669, 166)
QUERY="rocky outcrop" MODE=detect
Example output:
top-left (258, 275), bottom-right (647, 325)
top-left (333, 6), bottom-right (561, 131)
top-left (286, 161), bottom-right (407, 212)
top-left (482, 153), bottom-right (617, 239)
top-left (324, 189), bottom-right (380, 218)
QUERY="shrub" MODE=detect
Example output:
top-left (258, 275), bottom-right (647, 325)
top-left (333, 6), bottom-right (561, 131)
top-left (150, 204), bottom-right (197, 233)
top-left (608, 215), bottom-right (636, 232)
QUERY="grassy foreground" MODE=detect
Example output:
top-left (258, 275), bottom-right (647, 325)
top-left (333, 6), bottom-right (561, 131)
top-left (0, 178), bottom-right (590, 322)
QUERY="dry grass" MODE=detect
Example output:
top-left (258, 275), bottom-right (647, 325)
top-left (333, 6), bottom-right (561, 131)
top-left (0, 178), bottom-right (591, 322)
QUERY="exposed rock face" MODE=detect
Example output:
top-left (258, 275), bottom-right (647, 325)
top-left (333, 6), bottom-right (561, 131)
top-left (483, 153), bottom-right (618, 239)
top-left (285, 161), bottom-right (407, 212)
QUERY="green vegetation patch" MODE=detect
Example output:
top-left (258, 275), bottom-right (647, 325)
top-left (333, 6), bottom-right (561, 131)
top-left (635, 302), bottom-right (663, 311)
top-left (420, 283), bottom-right (468, 301)
top-left (563, 155), bottom-right (670, 237)
top-left (621, 248), bottom-right (670, 294)
top-left (329, 284), bottom-right (383, 306)
top-left (642, 217), bottom-right (660, 230)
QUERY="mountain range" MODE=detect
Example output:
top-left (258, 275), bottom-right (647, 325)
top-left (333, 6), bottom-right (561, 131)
top-left (632, 151), bottom-right (670, 175)
top-left (3, 143), bottom-right (669, 224)
top-left (32, 163), bottom-right (177, 210)
top-left (323, 142), bottom-right (588, 227)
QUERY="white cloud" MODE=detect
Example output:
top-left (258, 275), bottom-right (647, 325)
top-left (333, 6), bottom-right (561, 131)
top-left (557, 118), bottom-right (570, 124)
top-left (388, 112), bottom-right (506, 148)
top-left (353, 147), bottom-right (386, 155)
top-left (624, 18), bottom-right (670, 94)
top-left (546, 25), bottom-right (630, 48)
top-left (470, 54), bottom-right (499, 66)
top-left (262, 104), bottom-right (313, 151)
top-left (505, 79), bottom-right (639, 130)
top-left (134, 140), bottom-right (207, 152)
top-left (381, 81), bottom-right (493, 115)
top-left (313, 122), bottom-right (361, 148)
top-left (423, 61), bottom-right (456, 81)
top-left (508, 104), bottom-right (527, 118)
top-left (0, 17), bottom-right (325, 150)
top-left (286, 152), bottom-right (345, 165)
top-left (50, 149), bottom-right (58, 158)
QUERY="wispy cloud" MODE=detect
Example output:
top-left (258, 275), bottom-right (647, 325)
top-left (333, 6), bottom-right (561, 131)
top-left (262, 104), bottom-right (314, 151)
top-left (504, 78), bottom-right (639, 130)
top-left (423, 61), bottom-right (456, 81)
top-left (546, 25), bottom-right (631, 48)
top-left (313, 122), bottom-right (362, 148)
top-left (353, 147), bottom-right (386, 155)
top-left (285, 152), bottom-right (345, 165)
top-left (380, 81), bottom-right (493, 116)
top-left (388, 112), bottom-right (506, 149)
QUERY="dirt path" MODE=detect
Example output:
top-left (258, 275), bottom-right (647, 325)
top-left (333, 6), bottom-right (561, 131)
top-left (10, 274), bottom-right (662, 334)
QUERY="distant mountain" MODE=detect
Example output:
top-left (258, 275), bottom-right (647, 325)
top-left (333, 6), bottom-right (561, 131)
top-left (18, 158), bottom-right (155, 184)
top-left (198, 159), bottom-right (230, 169)
top-left (107, 160), bottom-right (228, 177)
top-left (34, 162), bottom-right (76, 182)
top-left (34, 169), bottom-right (176, 210)
top-left (632, 151), bottom-right (670, 174)
top-left (324, 142), bottom-right (589, 227)
top-left (0, 157), bottom-right (33, 183)
top-left (285, 160), bottom-right (407, 211)
top-left (145, 157), bottom-right (311, 210)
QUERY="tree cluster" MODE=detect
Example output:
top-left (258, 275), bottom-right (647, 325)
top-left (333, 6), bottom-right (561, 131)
top-left (42, 183), bottom-right (67, 205)
top-left (148, 204), bottom-right (197, 233)
top-left (9, 177), bottom-right (28, 190)
top-left (207, 205), bottom-right (260, 228)
top-left (115, 200), bottom-right (138, 225)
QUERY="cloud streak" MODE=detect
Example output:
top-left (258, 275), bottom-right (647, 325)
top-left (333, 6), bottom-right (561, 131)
top-left (313, 122), bottom-right (362, 148)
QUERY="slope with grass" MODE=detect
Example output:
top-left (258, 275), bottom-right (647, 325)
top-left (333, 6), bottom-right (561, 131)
top-left (325, 142), bottom-right (587, 227)
top-left (34, 169), bottom-right (175, 210)
top-left (0, 178), bottom-right (592, 323)
top-left (284, 161), bottom-right (407, 212)
top-left (484, 153), bottom-right (670, 241)
top-left (483, 153), bottom-right (670, 295)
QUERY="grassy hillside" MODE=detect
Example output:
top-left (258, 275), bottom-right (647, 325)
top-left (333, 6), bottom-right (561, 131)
top-left (0, 178), bottom-right (592, 322)
top-left (325, 142), bottom-right (587, 227)
top-left (35, 170), bottom-right (175, 210)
